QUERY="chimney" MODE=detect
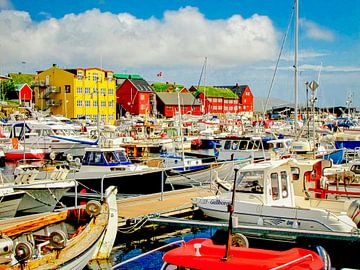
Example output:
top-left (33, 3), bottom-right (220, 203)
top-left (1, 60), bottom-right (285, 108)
top-left (235, 83), bottom-right (239, 87)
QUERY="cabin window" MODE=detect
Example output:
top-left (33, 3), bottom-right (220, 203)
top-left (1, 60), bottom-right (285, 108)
top-left (232, 141), bottom-right (239, 150)
top-left (280, 171), bottom-right (289, 198)
top-left (105, 152), bottom-right (116, 164)
top-left (239, 140), bottom-right (248, 150)
top-left (92, 152), bottom-right (103, 164)
top-left (237, 171), bottom-right (264, 194)
top-left (115, 151), bottom-right (129, 162)
top-left (351, 165), bottom-right (360, 174)
top-left (224, 140), bottom-right (232, 150)
top-left (271, 173), bottom-right (280, 200)
top-left (291, 167), bottom-right (300, 181)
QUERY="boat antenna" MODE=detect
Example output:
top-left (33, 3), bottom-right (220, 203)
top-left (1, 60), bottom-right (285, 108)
top-left (222, 165), bottom-right (240, 261)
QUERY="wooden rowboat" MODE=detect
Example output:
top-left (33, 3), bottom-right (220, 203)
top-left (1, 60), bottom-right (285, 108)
top-left (0, 186), bottom-right (118, 269)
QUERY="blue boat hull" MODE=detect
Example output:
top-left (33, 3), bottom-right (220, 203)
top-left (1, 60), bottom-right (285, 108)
top-left (335, 141), bottom-right (360, 150)
top-left (317, 149), bottom-right (344, 164)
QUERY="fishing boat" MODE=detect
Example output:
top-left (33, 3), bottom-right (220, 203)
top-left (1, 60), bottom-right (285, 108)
top-left (161, 238), bottom-right (327, 270)
top-left (193, 159), bottom-right (358, 232)
top-left (0, 186), bottom-right (118, 269)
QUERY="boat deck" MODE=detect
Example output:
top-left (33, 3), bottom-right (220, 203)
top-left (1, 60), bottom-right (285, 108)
top-left (117, 187), bottom-right (214, 226)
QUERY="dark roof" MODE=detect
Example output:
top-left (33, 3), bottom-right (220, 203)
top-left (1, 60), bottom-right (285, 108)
top-left (156, 92), bottom-right (201, 106)
top-left (131, 78), bottom-right (154, 92)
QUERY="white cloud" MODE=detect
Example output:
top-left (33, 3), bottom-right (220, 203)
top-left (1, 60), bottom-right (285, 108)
top-left (0, 0), bottom-right (13, 10)
top-left (0, 7), bottom-right (278, 71)
top-left (300, 19), bottom-right (335, 42)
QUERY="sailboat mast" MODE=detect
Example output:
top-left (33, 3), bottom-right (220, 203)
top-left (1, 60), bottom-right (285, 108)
top-left (294, 0), bottom-right (299, 127)
top-left (203, 57), bottom-right (207, 114)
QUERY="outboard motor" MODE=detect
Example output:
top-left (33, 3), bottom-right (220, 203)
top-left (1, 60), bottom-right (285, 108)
top-left (347, 200), bottom-right (360, 227)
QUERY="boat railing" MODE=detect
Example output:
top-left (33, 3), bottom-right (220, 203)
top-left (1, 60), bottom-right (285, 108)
top-left (112, 239), bottom-right (185, 269)
top-left (270, 254), bottom-right (314, 270)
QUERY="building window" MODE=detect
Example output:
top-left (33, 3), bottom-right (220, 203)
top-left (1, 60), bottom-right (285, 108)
top-left (87, 73), bottom-right (91, 81)
top-left (108, 88), bottom-right (113, 95)
top-left (101, 114), bottom-right (106, 122)
top-left (76, 87), bottom-right (82, 94)
top-left (93, 100), bottom-right (98, 107)
top-left (108, 101), bottom-right (114, 107)
top-left (140, 94), bottom-right (145, 100)
top-left (76, 100), bottom-right (83, 107)
top-left (85, 87), bottom-right (90, 94)
top-left (85, 100), bottom-right (90, 107)
top-left (93, 73), bottom-right (98, 82)
top-left (77, 72), bottom-right (83, 80)
top-left (93, 114), bottom-right (98, 121)
top-left (140, 104), bottom-right (145, 110)
top-left (101, 101), bottom-right (106, 107)
top-left (93, 87), bottom-right (98, 93)
top-left (109, 114), bottom-right (114, 121)
top-left (101, 88), bottom-right (106, 96)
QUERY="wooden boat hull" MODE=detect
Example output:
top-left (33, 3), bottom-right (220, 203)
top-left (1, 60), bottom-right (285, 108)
top-left (0, 186), bottom-right (118, 269)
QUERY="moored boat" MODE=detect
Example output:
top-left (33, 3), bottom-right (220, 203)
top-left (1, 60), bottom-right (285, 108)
top-left (0, 186), bottom-right (118, 269)
top-left (161, 238), bottom-right (327, 270)
top-left (72, 146), bottom-right (168, 194)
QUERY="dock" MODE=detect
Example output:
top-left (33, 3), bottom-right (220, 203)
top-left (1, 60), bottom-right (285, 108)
top-left (117, 187), bottom-right (214, 226)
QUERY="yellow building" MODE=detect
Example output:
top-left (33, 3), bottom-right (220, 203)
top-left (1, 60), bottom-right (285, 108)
top-left (34, 65), bottom-right (116, 124)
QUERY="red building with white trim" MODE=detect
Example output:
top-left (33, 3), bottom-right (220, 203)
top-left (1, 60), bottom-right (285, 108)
top-left (116, 78), bottom-right (154, 115)
top-left (215, 84), bottom-right (254, 113)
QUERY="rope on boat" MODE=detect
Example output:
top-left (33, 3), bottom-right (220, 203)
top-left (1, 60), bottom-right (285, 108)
top-left (118, 216), bottom-right (149, 234)
top-left (76, 181), bottom-right (100, 194)
top-left (47, 187), bottom-right (66, 208)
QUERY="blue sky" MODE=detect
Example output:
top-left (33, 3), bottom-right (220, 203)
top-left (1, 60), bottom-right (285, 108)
top-left (1, 0), bottom-right (359, 107)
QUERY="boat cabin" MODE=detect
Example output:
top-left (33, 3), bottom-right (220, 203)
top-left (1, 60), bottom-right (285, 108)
top-left (217, 136), bottom-right (269, 161)
top-left (82, 147), bottom-right (132, 166)
top-left (235, 159), bottom-right (295, 207)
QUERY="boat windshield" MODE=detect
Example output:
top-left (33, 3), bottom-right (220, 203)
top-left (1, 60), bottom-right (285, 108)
top-left (236, 170), bottom-right (264, 194)
top-left (115, 150), bottom-right (130, 163)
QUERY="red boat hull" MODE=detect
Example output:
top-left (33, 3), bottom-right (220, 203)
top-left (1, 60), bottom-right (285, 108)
top-left (162, 238), bottom-right (325, 270)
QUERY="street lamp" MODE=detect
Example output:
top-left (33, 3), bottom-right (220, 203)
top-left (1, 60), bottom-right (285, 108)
top-left (308, 80), bottom-right (319, 158)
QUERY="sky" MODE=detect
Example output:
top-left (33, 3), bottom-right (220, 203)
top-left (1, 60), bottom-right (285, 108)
top-left (0, 0), bottom-right (359, 107)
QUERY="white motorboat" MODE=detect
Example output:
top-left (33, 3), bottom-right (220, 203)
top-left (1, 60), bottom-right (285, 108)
top-left (71, 146), bottom-right (168, 194)
top-left (5, 164), bottom-right (76, 215)
top-left (193, 159), bottom-right (358, 233)
top-left (9, 121), bottom-right (98, 159)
